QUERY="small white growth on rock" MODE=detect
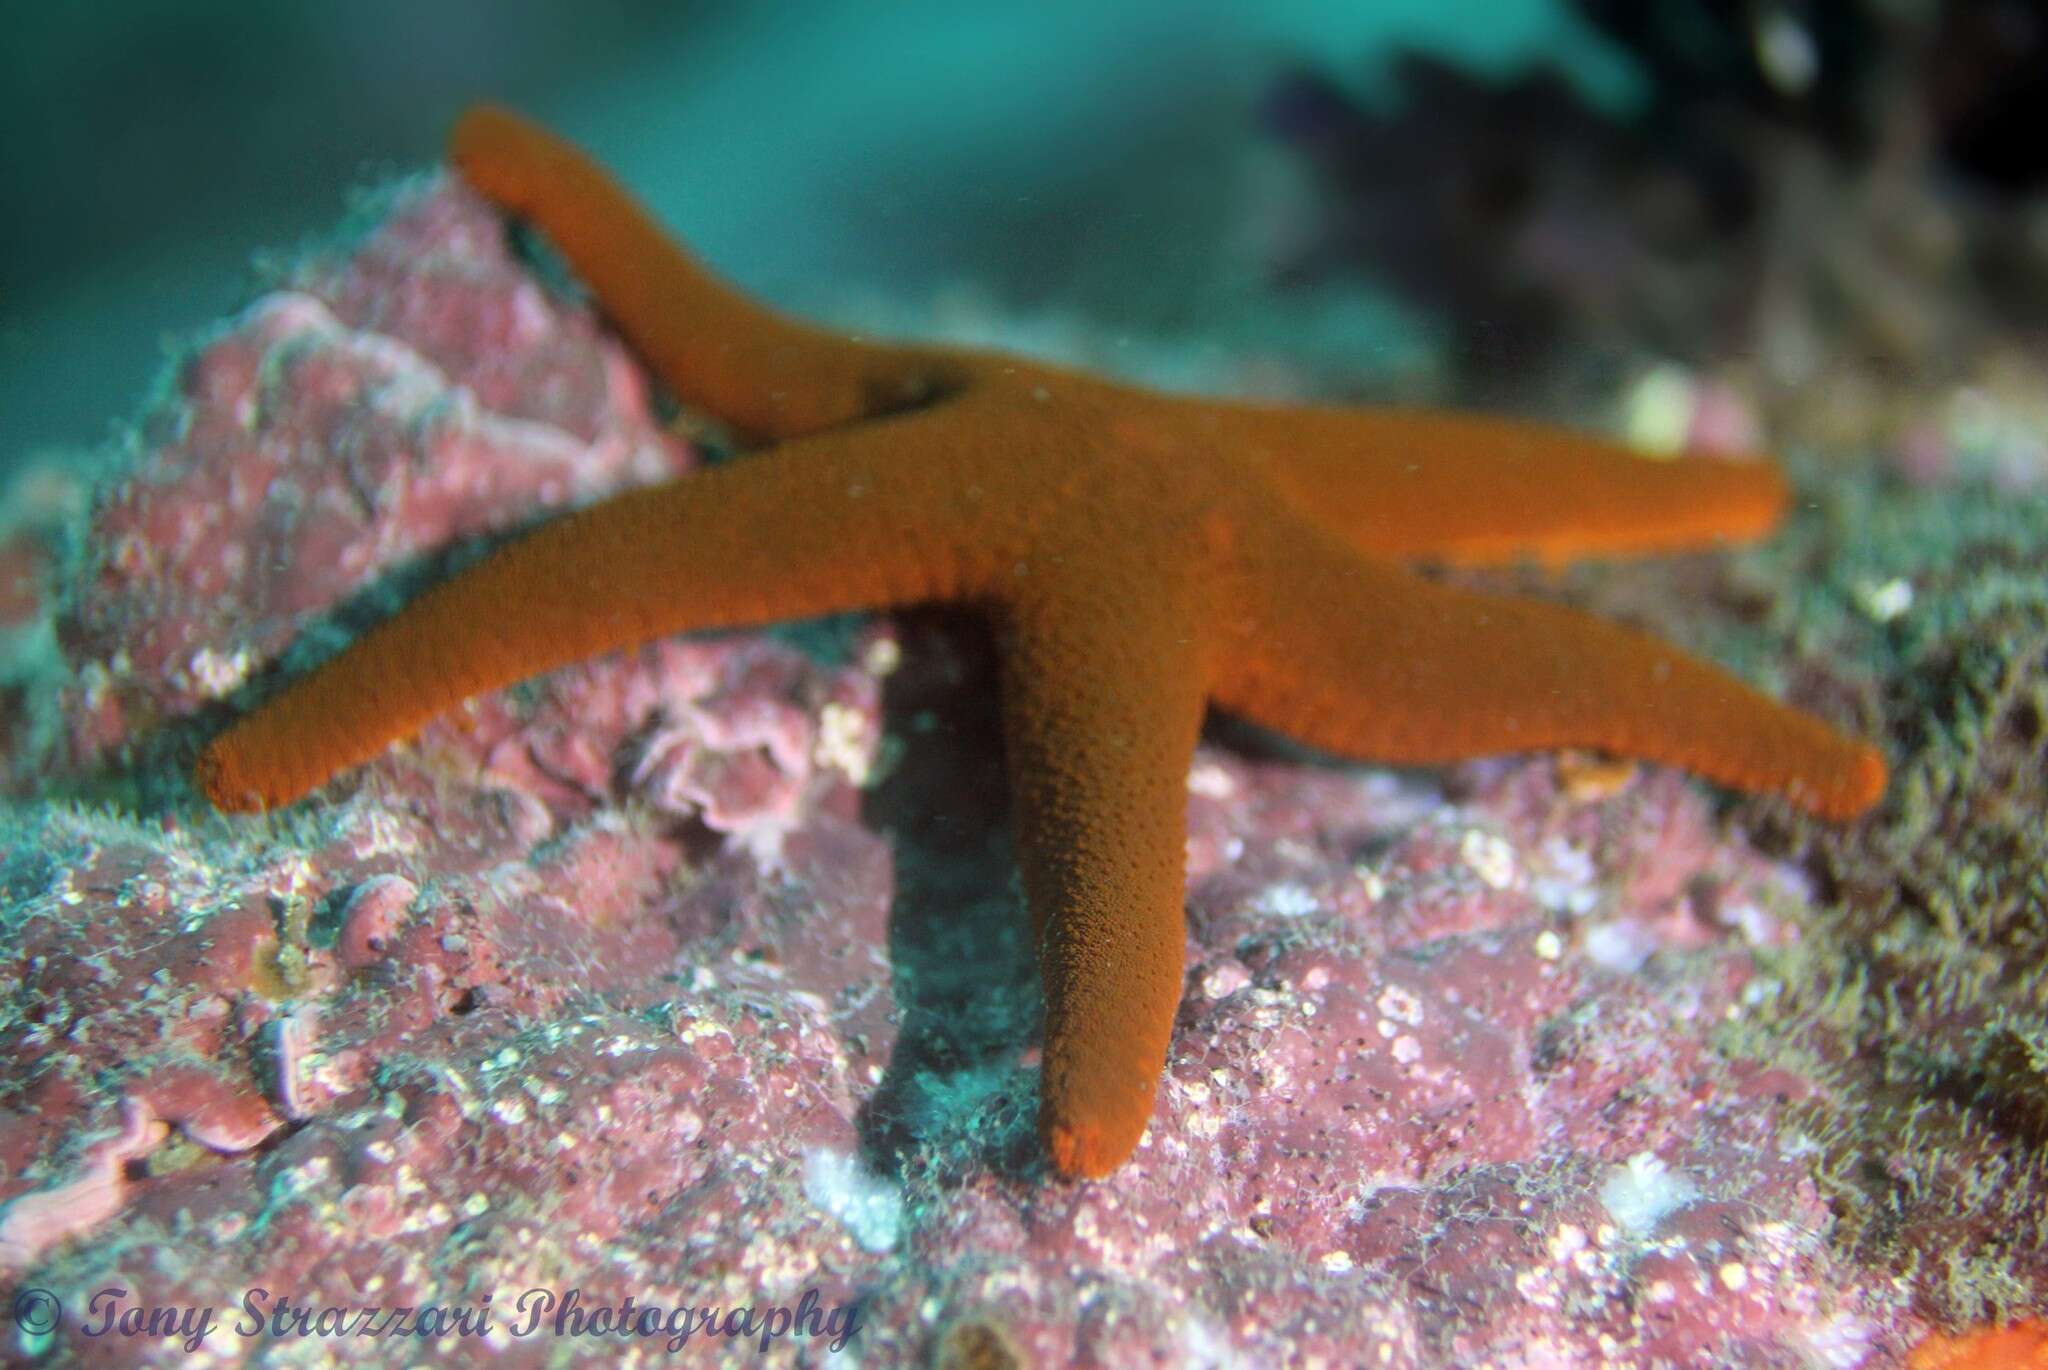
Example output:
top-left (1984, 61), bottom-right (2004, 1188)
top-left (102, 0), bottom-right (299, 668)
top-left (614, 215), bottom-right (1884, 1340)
top-left (1532, 837), bottom-right (1597, 914)
top-left (1726, 900), bottom-right (1778, 946)
top-left (188, 645), bottom-right (255, 698)
top-left (803, 1148), bottom-right (903, 1253)
top-left (1621, 363), bottom-right (1698, 456)
top-left (1376, 985), bottom-right (1424, 1027)
top-left (1599, 1151), bottom-right (1699, 1235)
top-left (1548, 1223), bottom-right (1587, 1261)
top-left (1186, 761), bottom-right (1237, 798)
top-left (814, 701), bottom-right (874, 784)
top-left (1199, 961), bottom-right (1251, 1000)
top-left (1779, 1132), bottom-right (1823, 1161)
top-left (861, 635), bottom-right (902, 676)
top-left (1459, 829), bottom-right (1517, 890)
top-left (1584, 921), bottom-right (1657, 974)
top-left (1175, 1314), bottom-right (1238, 1369)
top-left (1516, 1266), bottom-right (1561, 1308)
top-left (1255, 883), bottom-right (1319, 918)
top-left (1797, 1310), bottom-right (1880, 1369)
top-left (1856, 577), bottom-right (1914, 622)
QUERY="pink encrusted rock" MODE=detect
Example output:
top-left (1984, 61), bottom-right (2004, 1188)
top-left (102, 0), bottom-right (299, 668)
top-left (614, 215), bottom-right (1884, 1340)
top-left (0, 172), bottom-right (1936, 1367)
top-left (139, 1061), bottom-right (285, 1154)
top-left (0, 1097), bottom-right (166, 1278)
top-left (46, 175), bottom-right (692, 780)
top-left (333, 871), bottom-right (419, 971)
top-left (420, 629), bottom-right (890, 858)
top-left (837, 756), bottom-right (1914, 1369)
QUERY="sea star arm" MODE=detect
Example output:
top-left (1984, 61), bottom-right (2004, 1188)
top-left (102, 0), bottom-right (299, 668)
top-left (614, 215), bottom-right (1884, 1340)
top-left (197, 418), bottom-right (1005, 812)
top-left (452, 105), bottom-right (963, 446)
top-left (1198, 400), bottom-right (1788, 565)
top-left (996, 572), bottom-right (1211, 1177)
top-left (1212, 521), bottom-right (1887, 820)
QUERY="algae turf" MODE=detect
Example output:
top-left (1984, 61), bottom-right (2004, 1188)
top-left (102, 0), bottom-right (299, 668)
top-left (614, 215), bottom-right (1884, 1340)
top-left (1703, 455), bottom-right (2048, 1324)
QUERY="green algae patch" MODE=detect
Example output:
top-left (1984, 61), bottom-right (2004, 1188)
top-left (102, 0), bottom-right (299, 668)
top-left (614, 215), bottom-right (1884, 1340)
top-left (1634, 456), bottom-right (2048, 1326)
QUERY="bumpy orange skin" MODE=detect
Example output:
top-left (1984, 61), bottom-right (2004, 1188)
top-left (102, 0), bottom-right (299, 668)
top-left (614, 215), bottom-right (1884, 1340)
top-left (1909, 1322), bottom-right (2048, 1369)
top-left (199, 106), bottom-right (1887, 1179)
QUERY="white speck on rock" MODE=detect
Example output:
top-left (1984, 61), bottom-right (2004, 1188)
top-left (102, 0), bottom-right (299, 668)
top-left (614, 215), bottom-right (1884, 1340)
top-left (1256, 883), bottom-right (1319, 918)
top-left (803, 1148), bottom-right (903, 1253)
top-left (1186, 761), bottom-right (1237, 798)
top-left (1797, 1310), bottom-right (1879, 1369)
top-left (1532, 837), bottom-right (1597, 914)
top-left (1584, 921), bottom-right (1657, 974)
top-left (188, 645), bottom-right (255, 698)
top-left (1599, 1151), bottom-right (1699, 1235)
top-left (814, 702), bottom-right (875, 784)
top-left (1459, 830), bottom-right (1517, 889)
top-left (1548, 1223), bottom-right (1587, 1261)
top-left (1856, 576), bottom-right (1914, 622)
top-left (1377, 985), bottom-right (1424, 1026)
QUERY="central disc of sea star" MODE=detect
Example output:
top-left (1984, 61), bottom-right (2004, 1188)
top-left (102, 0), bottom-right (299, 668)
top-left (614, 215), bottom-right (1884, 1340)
top-left (198, 106), bottom-right (1886, 1178)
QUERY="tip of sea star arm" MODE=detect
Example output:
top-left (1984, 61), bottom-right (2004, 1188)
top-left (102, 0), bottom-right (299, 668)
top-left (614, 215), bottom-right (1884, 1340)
top-left (195, 734), bottom-right (274, 814)
top-left (1442, 444), bottom-right (1790, 566)
top-left (449, 102), bottom-right (511, 148)
top-left (999, 589), bottom-right (1208, 1181)
top-left (1681, 713), bottom-right (1887, 821)
top-left (1216, 525), bottom-right (1890, 825)
top-left (1234, 404), bottom-right (1792, 565)
top-left (1797, 739), bottom-right (1889, 821)
top-left (447, 105), bottom-right (550, 213)
top-left (1044, 1114), bottom-right (1141, 1181)
top-left (1039, 1035), bottom-right (1163, 1177)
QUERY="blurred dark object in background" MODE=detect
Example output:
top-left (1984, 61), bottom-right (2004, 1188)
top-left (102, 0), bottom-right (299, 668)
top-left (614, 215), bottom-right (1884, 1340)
top-left (1928, 0), bottom-right (2048, 192)
top-left (1262, 0), bottom-right (2048, 423)
top-left (1575, 0), bottom-right (1885, 156)
top-left (1593, 0), bottom-right (2046, 194)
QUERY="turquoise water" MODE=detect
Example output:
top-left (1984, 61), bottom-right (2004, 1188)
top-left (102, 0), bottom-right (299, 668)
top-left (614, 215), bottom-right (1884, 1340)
top-left (0, 0), bottom-right (1631, 478)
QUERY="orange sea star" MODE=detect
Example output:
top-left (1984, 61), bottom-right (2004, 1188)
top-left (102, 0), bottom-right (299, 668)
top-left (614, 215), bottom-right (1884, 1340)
top-left (198, 106), bottom-right (1887, 1178)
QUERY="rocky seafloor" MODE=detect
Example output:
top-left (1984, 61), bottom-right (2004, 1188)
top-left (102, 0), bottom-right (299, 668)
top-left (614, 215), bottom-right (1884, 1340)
top-left (0, 167), bottom-right (2043, 1369)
